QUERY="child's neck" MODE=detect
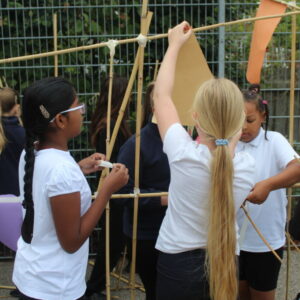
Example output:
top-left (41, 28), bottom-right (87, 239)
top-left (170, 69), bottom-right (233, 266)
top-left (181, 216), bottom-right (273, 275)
top-left (37, 135), bottom-right (69, 151)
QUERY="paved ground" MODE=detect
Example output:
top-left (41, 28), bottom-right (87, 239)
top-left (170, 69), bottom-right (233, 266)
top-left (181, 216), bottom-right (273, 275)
top-left (0, 250), bottom-right (299, 299)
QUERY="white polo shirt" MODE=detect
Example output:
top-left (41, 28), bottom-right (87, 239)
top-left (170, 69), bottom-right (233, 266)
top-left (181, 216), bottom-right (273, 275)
top-left (236, 128), bottom-right (298, 252)
top-left (13, 149), bottom-right (91, 300)
top-left (155, 123), bottom-right (255, 254)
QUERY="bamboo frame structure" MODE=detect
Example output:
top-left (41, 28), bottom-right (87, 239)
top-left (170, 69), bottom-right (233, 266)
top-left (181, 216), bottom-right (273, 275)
top-left (0, 3), bottom-right (299, 299)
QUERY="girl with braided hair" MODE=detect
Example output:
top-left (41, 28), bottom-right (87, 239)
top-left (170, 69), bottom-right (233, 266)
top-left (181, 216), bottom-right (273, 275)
top-left (12, 77), bottom-right (129, 300)
top-left (237, 84), bottom-right (300, 300)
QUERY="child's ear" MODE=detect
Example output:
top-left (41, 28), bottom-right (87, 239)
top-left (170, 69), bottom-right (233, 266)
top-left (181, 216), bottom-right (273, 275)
top-left (52, 114), bottom-right (67, 129)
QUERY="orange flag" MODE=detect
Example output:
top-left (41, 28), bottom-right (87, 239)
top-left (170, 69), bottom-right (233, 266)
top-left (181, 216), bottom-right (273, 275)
top-left (246, 0), bottom-right (287, 84)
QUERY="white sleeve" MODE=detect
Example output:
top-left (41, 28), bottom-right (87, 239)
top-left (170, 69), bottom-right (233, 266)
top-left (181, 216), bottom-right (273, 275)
top-left (273, 133), bottom-right (298, 170)
top-left (45, 162), bottom-right (83, 197)
top-left (233, 152), bottom-right (256, 212)
top-left (163, 123), bottom-right (192, 163)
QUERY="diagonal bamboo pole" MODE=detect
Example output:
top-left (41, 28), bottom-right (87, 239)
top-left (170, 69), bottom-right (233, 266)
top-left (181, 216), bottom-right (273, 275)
top-left (97, 12), bottom-right (153, 176)
top-left (285, 10), bottom-right (297, 300)
top-left (1, 11), bottom-right (300, 65)
top-left (53, 13), bottom-right (58, 77)
top-left (241, 205), bottom-right (283, 263)
top-left (271, 0), bottom-right (300, 10)
top-left (130, 2), bottom-right (150, 299)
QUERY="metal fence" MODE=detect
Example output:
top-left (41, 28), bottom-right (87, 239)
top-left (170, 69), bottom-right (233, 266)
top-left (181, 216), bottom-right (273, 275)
top-left (0, 0), bottom-right (299, 258)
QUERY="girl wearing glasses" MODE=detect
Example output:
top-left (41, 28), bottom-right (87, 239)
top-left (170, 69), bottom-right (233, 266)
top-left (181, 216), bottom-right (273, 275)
top-left (12, 77), bottom-right (129, 300)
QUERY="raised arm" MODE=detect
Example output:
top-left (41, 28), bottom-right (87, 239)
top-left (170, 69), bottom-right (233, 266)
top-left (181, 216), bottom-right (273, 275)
top-left (153, 21), bottom-right (192, 140)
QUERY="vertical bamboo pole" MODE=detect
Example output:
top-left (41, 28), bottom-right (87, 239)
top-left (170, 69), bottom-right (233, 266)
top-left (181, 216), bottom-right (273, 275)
top-left (53, 14), bottom-right (58, 77)
top-left (105, 51), bottom-right (115, 300)
top-left (130, 1), bottom-right (149, 299)
top-left (285, 11), bottom-right (297, 300)
top-left (95, 12), bottom-right (152, 299)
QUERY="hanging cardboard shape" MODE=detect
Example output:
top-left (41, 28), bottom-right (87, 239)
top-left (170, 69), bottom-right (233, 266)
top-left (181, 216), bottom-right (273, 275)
top-left (246, 0), bottom-right (287, 84)
top-left (152, 32), bottom-right (213, 126)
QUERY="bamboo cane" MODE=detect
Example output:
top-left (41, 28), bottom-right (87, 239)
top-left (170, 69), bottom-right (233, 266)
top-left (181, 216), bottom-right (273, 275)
top-left (111, 272), bottom-right (145, 291)
top-left (1, 11), bottom-right (300, 65)
top-left (241, 205), bottom-right (283, 263)
top-left (271, 0), bottom-right (300, 10)
top-left (286, 232), bottom-right (300, 254)
top-left (53, 13), bottom-right (58, 77)
top-left (285, 11), bottom-right (297, 300)
top-left (105, 44), bottom-right (115, 300)
top-left (114, 246), bottom-right (128, 291)
top-left (153, 59), bottom-right (159, 81)
top-left (0, 286), bottom-right (15, 289)
top-left (130, 2), bottom-right (150, 298)
top-left (93, 191), bottom-right (168, 199)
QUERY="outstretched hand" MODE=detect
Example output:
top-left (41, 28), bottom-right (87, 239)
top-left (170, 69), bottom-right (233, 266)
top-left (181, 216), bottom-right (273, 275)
top-left (168, 21), bottom-right (192, 49)
top-left (78, 153), bottom-right (106, 175)
top-left (246, 180), bottom-right (272, 205)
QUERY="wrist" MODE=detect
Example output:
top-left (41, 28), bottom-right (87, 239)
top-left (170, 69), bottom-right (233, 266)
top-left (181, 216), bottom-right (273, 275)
top-left (97, 188), bottom-right (112, 203)
top-left (264, 179), bottom-right (274, 192)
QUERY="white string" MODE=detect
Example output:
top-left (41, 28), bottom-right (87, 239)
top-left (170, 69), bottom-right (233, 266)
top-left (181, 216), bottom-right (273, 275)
top-left (134, 187), bottom-right (141, 196)
top-left (136, 33), bottom-right (148, 47)
top-left (107, 39), bottom-right (118, 57)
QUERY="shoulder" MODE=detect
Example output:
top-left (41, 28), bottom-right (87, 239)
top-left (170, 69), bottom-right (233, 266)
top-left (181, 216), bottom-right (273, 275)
top-left (267, 130), bottom-right (288, 141)
top-left (266, 131), bottom-right (294, 150)
top-left (36, 150), bottom-right (79, 173)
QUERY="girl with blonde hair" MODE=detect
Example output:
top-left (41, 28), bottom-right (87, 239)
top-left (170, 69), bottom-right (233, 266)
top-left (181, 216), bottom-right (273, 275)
top-left (154, 22), bottom-right (255, 300)
top-left (0, 87), bottom-right (25, 195)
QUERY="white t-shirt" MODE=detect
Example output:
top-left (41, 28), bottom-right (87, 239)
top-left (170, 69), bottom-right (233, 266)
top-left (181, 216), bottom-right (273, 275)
top-left (13, 148), bottom-right (91, 300)
top-left (236, 128), bottom-right (298, 252)
top-left (155, 123), bottom-right (255, 254)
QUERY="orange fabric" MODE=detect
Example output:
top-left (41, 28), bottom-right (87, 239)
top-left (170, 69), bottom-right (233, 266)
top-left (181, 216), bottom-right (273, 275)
top-left (246, 0), bottom-right (286, 84)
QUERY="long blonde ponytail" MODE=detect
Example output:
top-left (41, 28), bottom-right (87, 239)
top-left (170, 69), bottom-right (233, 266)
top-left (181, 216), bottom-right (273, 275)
top-left (193, 78), bottom-right (245, 300)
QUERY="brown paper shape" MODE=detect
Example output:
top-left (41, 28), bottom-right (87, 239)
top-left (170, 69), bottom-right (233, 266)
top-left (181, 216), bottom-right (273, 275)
top-left (246, 0), bottom-right (287, 84)
top-left (173, 32), bottom-right (213, 126)
top-left (152, 32), bottom-right (213, 126)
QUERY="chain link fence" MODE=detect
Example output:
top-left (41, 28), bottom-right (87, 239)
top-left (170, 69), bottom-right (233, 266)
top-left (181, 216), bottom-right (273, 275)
top-left (0, 0), bottom-right (299, 259)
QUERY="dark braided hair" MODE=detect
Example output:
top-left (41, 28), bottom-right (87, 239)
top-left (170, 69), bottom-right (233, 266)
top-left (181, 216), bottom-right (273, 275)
top-left (21, 77), bottom-right (76, 243)
top-left (242, 84), bottom-right (269, 140)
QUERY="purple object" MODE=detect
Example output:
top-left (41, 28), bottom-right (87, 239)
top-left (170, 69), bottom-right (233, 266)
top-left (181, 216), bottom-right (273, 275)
top-left (0, 195), bottom-right (22, 251)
